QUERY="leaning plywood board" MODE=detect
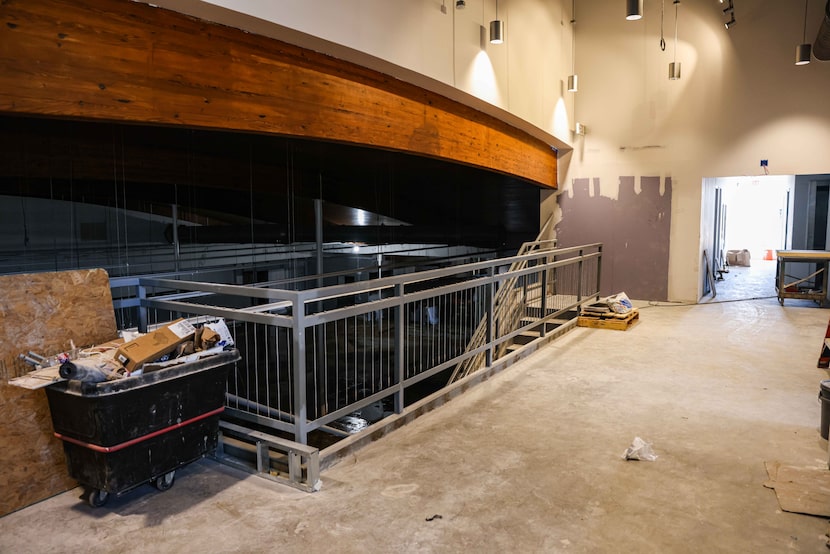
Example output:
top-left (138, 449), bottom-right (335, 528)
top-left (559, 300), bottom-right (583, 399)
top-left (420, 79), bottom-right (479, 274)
top-left (0, 269), bottom-right (117, 516)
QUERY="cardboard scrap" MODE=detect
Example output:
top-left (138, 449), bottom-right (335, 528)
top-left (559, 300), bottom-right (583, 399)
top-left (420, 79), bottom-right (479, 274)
top-left (764, 461), bottom-right (830, 518)
top-left (114, 319), bottom-right (196, 372)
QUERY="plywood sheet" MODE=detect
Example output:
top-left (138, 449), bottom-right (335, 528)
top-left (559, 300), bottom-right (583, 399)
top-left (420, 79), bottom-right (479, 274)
top-left (0, 269), bottom-right (117, 516)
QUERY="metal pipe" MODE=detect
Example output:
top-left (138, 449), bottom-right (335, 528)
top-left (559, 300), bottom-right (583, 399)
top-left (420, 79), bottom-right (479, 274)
top-left (225, 393), bottom-right (349, 437)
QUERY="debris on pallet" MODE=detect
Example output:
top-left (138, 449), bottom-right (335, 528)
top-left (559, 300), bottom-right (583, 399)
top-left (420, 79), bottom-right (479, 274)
top-left (577, 308), bottom-right (640, 331)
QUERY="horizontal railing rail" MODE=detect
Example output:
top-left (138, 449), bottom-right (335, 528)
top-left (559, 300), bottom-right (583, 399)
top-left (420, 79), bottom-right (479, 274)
top-left (114, 242), bottom-right (602, 446)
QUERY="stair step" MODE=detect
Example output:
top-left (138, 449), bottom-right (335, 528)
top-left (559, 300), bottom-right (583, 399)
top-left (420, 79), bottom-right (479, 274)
top-left (513, 330), bottom-right (541, 345)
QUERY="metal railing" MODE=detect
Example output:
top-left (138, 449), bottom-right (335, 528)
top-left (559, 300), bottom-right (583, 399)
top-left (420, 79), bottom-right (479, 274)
top-left (113, 242), bottom-right (602, 446)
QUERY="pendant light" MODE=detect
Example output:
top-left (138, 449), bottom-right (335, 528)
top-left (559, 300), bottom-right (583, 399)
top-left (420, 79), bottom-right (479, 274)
top-left (567, 0), bottom-right (578, 92)
top-left (626, 0), bottom-right (643, 21)
top-left (668, 0), bottom-right (681, 80)
top-left (490, 0), bottom-right (504, 44)
top-left (795, 0), bottom-right (811, 65)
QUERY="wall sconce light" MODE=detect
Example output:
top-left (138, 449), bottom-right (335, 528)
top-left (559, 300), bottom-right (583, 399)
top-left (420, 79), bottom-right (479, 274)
top-left (490, 0), bottom-right (503, 44)
top-left (795, 0), bottom-right (812, 65)
top-left (724, 14), bottom-right (736, 29)
top-left (626, 0), bottom-right (643, 20)
top-left (575, 122), bottom-right (587, 135)
top-left (567, 74), bottom-right (578, 92)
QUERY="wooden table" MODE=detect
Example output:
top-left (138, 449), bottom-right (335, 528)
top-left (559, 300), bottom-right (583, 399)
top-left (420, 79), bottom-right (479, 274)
top-left (776, 250), bottom-right (830, 306)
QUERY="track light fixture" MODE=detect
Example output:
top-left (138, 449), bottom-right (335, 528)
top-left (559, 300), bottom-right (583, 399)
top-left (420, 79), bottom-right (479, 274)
top-left (722, 0), bottom-right (736, 29)
top-left (795, 0), bottom-right (812, 65)
top-left (489, 0), bottom-right (503, 44)
top-left (456, 0), bottom-right (465, 9)
top-left (626, 0), bottom-right (643, 20)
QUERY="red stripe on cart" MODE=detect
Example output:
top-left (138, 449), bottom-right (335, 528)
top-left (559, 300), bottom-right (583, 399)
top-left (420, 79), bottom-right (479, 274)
top-left (54, 406), bottom-right (225, 453)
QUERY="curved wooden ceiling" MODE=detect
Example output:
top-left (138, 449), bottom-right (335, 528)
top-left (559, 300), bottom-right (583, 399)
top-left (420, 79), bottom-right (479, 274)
top-left (0, 0), bottom-right (557, 189)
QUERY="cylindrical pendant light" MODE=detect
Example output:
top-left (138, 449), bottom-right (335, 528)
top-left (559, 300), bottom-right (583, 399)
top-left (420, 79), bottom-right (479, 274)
top-left (490, 20), bottom-right (503, 43)
top-left (626, 0), bottom-right (643, 20)
top-left (567, 0), bottom-right (577, 92)
top-left (668, 62), bottom-right (681, 80)
top-left (795, 0), bottom-right (811, 65)
top-left (669, 0), bottom-right (681, 80)
top-left (490, 0), bottom-right (504, 44)
top-left (796, 43), bottom-right (812, 65)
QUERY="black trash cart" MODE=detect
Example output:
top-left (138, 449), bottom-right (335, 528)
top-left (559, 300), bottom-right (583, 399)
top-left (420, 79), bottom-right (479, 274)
top-left (44, 349), bottom-right (240, 507)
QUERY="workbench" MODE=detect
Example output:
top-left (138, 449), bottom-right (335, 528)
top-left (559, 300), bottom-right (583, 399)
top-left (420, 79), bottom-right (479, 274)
top-left (776, 250), bottom-right (830, 306)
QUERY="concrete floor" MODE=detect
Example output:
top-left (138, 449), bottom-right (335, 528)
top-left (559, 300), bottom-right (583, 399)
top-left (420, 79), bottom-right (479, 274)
top-left (707, 258), bottom-right (778, 302)
top-left (3, 293), bottom-right (830, 552)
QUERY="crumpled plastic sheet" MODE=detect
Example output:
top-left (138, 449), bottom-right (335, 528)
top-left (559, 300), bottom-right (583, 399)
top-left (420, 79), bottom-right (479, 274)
top-left (623, 436), bottom-right (657, 461)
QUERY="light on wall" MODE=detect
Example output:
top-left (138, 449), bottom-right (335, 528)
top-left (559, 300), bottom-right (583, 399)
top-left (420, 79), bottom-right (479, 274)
top-left (795, 0), bottom-right (812, 65)
top-left (669, 0), bottom-right (681, 79)
top-left (490, 0), bottom-right (503, 44)
top-left (567, 74), bottom-right (578, 92)
top-left (567, 0), bottom-right (577, 92)
top-left (456, 0), bottom-right (465, 9)
top-left (626, 0), bottom-right (643, 20)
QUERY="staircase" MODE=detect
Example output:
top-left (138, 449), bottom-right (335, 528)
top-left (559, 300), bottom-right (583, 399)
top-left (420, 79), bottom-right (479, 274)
top-left (447, 218), bottom-right (576, 385)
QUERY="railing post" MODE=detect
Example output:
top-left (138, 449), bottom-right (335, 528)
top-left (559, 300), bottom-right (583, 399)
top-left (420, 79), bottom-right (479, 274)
top-left (485, 267), bottom-right (495, 368)
top-left (138, 283), bottom-right (148, 333)
top-left (596, 244), bottom-right (603, 301)
top-left (292, 297), bottom-right (308, 445)
top-left (577, 248), bottom-right (584, 303)
top-left (540, 255), bottom-right (548, 337)
top-left (394, 283), bottom-right (405, 414)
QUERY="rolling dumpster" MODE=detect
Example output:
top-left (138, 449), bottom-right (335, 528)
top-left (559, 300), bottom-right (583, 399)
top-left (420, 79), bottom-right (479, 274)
top-left (44, 349), bottom-right (240, 507)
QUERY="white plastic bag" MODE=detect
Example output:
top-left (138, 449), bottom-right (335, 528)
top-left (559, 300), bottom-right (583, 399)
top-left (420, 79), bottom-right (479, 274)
top-left (607, 292), bottom-right (633, 314)
top-left (623, 436), bottom-right (657, 461)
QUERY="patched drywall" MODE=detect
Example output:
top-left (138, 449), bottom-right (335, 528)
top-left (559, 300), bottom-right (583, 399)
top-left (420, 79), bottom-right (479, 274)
top-left (555, 176), bottom-right (671, 301)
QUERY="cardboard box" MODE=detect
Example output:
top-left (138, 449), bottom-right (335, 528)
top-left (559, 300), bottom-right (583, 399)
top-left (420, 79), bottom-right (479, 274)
top-left (114, 319), bottom-right (196, 372)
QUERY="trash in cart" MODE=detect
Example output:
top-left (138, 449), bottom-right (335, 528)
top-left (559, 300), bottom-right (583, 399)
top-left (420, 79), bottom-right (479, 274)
top-left (45, 347), bottom-right (241, 507)
top-left (10, 318), bottom-right (236, 388)
top-left (7, 318), bottom-right (241, 508)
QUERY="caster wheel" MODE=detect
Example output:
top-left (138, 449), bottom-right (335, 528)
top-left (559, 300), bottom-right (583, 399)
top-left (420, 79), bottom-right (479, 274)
top-left (154, 470), bottom-right (175, 491)
top-left (87, 489), bottom-right (109, 508)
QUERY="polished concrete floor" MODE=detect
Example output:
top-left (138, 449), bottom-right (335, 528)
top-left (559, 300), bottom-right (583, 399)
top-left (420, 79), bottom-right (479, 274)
top-left (2, 294), bottom-right (830, 552)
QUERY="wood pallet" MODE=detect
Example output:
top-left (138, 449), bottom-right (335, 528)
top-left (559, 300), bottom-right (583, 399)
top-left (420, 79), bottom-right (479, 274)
top-left (577, 309), bottom-right (639, 331)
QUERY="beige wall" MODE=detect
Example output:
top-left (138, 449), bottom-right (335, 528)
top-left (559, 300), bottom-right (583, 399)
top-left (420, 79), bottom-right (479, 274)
top-left (143, 0), bottom-right (830, 302)
top-left (570, 0), bottom-right (830, 301)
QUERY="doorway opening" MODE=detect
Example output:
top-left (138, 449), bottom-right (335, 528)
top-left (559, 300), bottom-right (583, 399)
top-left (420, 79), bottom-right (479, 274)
top-left (701, 173), bottom-right (830, 303)
top-left (701, 175), bottom-right (793, 302)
